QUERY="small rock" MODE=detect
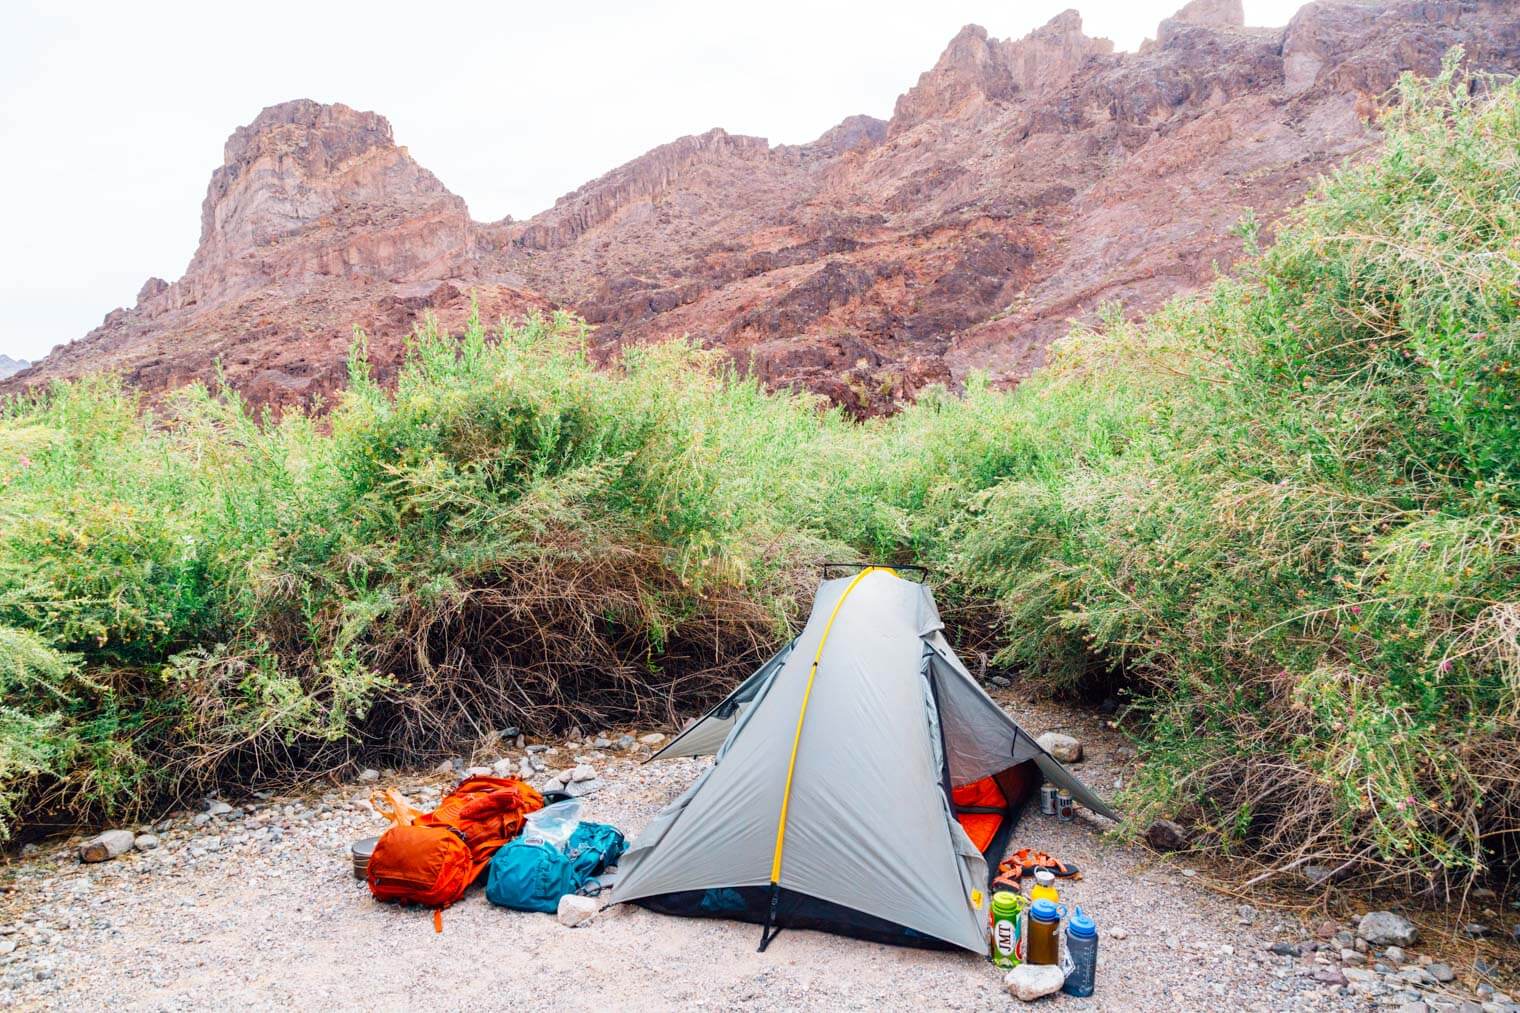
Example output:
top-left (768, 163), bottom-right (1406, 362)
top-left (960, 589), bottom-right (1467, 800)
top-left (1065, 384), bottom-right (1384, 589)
top-left (570, 764), bottom-right (595, 783)
top-left (1236, 903), bottom-right (1257, 925)
top-left (500, 726), bottom-right (520, 739)
top-left (557, 894), bottom-right (598, 927)
top-left (564, 778), bottom-right (605, 798)
top-left (1303, 864), bottom-right (1335, 885)
top-left (1313, 967), bottom-right (1348, 986)
top-left (541, 778), bottom-right (565, 793)
top-left (356, 768), bottom-right (379, 783)
top-left (1268, 942), bottom-right (1300, 957)
top-left (1004, 962), bottom-right (1066, 1002)
top-left (192, 812), bottom-right (211, 827)
top-left (208, 801), bottom-right (233, 817)
top-left (1035, 732), bottom-right (1082, 763)
top-left (592, 737), bottom-right (612, 749)
top-left (1108, 926), bottom-right (1128, 940)
top-left (616, 735), bottom-right (636, 750)
top-left (1145, 819), bottom-right (1189, 852)
top-left (638, 733), bottom-right (666, 746)
top-left (1358, 911), bottom-right (1419, 947)
top-left (1323, 922), bottom-right (1346, 941)
top-left (133, 834), bottom-right (160, 851)
top-left (1340, 948), bottom-right (1360, 964)
top-left (1396, 1003), bottom-right (1429, 1013)
top-left (989, 675), bottom-right (1011, 688)
top-left (1384, 946), bottom-right (1406, 963)
top-left (435, 759), bottom-right (458, 775)
top-left (491, 758), bottom-right (515, 778)
top-left (525, 745), bottom-right (549, 754)
top-left (78, 830), bottom-right (136, 863)
top-left (0, 939), bottom-right (15, 956)
top-left (464, 766), bottom-right (492, 777)
top-left (1180, 868), bottom-right (1197, 879)
top-left (1464, 922), bottom-right (1491, 939)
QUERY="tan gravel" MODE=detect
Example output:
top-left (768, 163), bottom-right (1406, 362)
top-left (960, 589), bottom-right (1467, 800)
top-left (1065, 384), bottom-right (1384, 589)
top-left (0, 694), bottom-right (1487, 1011)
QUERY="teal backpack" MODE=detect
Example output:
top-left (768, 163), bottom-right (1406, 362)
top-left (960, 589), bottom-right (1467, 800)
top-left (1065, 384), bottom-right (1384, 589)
top-left (485, 821), bottom-right (626, 913)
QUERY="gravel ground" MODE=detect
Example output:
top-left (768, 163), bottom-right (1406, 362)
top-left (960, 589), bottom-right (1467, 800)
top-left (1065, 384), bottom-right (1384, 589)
top-left (0, 694), bottom-right (1508, 1012)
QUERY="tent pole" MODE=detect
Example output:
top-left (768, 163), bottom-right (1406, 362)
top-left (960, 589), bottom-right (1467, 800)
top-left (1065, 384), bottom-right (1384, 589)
top-left (761, 567), bottom-right (880, 953)
top-left (767, 566), bottom-right (882, 883)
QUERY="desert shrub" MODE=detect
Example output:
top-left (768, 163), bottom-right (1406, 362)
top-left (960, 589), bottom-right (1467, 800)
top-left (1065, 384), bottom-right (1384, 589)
top-left (945, 57), bottom-right (1520, 884)
top-left (0, 314), bottom-right (843, 833)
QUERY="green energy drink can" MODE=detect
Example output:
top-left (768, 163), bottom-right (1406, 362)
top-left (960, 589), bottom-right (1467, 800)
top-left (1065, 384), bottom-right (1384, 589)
top-left (990, 891), bottom-right (1026, 968)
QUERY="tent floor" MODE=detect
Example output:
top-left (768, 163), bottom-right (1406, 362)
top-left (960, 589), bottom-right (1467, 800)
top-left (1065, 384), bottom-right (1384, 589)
top-left (632, 886), bottom-right (962, 951)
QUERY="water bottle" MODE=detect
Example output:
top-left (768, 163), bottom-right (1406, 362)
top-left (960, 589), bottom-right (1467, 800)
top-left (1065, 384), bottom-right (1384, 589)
top-left (1061, 905), bottom-right (1098, 997)
top-left (1028, 868), bottom-right (1060, 904)
top-left (1025, 898), bottom-right (1063, 965)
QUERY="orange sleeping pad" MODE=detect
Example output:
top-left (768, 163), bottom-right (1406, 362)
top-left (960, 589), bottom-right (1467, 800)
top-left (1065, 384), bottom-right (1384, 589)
top-left (952, 775), bottom-right (1007, 853)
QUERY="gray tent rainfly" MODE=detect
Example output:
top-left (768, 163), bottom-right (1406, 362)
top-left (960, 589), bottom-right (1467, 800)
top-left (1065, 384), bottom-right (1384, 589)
top-left (610, 566), bottom-right (1117, 954)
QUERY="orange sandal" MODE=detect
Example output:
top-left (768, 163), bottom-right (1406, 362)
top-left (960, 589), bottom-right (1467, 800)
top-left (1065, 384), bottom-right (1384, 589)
top-left (991, 848), bottom-right (1083, 892)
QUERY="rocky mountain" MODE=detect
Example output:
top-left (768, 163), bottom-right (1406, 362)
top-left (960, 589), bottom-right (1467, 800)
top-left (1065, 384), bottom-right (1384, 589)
top-left (19, 101), bottom-right (551, 406)
top-left (10, 1), bottom-right (1520, 413)
top-left (0, 356), bottom-right (28, 380)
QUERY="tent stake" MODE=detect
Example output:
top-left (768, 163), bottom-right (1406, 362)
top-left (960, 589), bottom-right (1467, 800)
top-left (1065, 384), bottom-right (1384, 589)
top-left (757, 883), bottom-right (782, 952)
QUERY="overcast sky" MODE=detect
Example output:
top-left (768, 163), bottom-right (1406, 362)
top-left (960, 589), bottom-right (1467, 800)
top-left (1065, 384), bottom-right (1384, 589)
top-left (0, 0), bottom-right (1305, 363)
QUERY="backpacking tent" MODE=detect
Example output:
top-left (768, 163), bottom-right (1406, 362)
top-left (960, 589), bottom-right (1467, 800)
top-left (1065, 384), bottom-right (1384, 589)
top-left (610, 566), bottom-right (1116, 954)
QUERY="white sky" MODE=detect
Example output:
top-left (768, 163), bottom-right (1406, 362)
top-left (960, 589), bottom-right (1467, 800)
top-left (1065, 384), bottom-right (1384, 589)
top-left (0, 0), bottom-right (1305, 363)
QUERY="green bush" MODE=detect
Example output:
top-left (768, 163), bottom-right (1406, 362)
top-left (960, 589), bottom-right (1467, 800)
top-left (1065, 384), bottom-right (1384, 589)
top-left (935, 57), bottom-right (1520, 882)
top-left (0, 314), bottom-right (844, 832)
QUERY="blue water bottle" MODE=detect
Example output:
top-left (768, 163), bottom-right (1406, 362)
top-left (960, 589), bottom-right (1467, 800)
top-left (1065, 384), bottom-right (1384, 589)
top-left (1061, 906), bottom-right (1098, 997)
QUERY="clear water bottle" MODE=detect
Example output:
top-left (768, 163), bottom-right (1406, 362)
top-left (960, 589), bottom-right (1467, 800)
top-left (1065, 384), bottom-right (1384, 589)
top-left (1061, 905), bottom-right (1098, 997)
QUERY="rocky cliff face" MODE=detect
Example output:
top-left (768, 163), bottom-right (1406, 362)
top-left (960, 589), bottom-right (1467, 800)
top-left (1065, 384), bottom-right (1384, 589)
top-left (11, 1), bottom-right (1520, 414)
top-left (22, 101), bottom-right (548, 407)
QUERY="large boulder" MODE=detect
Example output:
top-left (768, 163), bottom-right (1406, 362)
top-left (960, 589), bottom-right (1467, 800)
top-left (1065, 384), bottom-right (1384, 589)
top-left (1145, 818), bottom-right (1190, 852)
top-left (1004, 962), bottom-right (1066, 1001)
top-left (79, 829), bottom-right (136, 863)
top-left (1356, 911), bottom-right (1419, 947)
top-left (1036, 732), bottom-right (1083, 763)
top-left (557, 894), bottom-right (598, 928)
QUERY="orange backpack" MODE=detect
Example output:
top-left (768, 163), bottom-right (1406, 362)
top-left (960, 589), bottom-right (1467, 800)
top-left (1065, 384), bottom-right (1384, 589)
top-left (367, 775), bottom-right (544, 930)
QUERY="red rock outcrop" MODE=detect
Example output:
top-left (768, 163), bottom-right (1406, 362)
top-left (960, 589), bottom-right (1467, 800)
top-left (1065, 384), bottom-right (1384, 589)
top-left (11, 1), bottom-right (1520, 415)
top-left (19, 100), bottom-right (547, 409)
